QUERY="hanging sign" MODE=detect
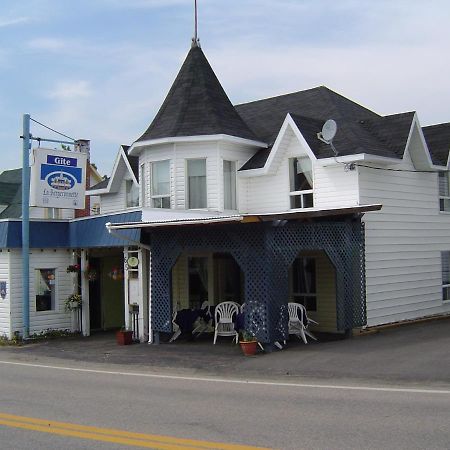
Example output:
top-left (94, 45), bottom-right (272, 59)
top-left (30, 147), bottom-right (87, 209)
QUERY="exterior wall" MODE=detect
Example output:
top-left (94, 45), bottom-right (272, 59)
top-left (100, 179), bottom-right (127, 214)
top-left (9, 249), bottom-right (74, 335)
top-left (244, 130), bottom-right (359, 214)
top-left (139, 141), bottom-right (255, 213)
top-left (0, 250), bottom-right (11, 337)
top-left (29, 206), bottom-right (74, 220)
top-left (360, 153), bottom-right (450, 326)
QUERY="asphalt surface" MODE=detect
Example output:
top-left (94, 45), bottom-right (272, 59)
top-left (1, 317), bottom-right (450, 387)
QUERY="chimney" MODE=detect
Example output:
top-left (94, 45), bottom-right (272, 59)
top-left (74, 139), bottom-right (91, 218)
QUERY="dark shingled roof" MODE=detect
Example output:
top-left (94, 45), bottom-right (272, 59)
top-left (0, 168), bottom-right (23, 219)
top-left (89, 177), bottom-right (110, 191)
top-left (422, 122), bottom-right (450, 166)
top-left (236, 87), bottom-right (416, 170)
top-left (136, 45), bottom-right (259, 143)
top-left (125, 152), bottom-right (139, 181)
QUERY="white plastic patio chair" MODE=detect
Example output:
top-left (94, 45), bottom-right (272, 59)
top-left (213, 301), bottom-right (239, 344)
top-left (287, 302), bottom-right (318, 344)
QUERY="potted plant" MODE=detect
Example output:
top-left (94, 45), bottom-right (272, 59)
top-left (66, 264), bottom-right (80, 273)
top-left (116, 327), bottom-right (133, 345)
top-left (64, 294), bottom-right (82, 312)
top-left (85, 265), bottom-right (98, 282)
top-left (239, 330), bottom-right (258, 356)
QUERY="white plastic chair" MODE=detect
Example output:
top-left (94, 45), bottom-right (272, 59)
top-left (287, 302), bottom-right (318, 344)
top-left (213, 301), bottom-right (239, 344)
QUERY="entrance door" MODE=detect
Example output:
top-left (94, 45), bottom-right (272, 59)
top-left (188, 256), bottom-right (208, 310)
top-left (101, 256), bottom-right (124, 329)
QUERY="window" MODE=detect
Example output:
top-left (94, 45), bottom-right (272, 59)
top-left (126, 180), bottom-right (139, 208)
top-left (442, 251), bottom-right (450, 301)
top-left (187, 159), bottom-right (207, 209)
top-left (151, 160), bottom-right (170, 208)
top-left (223, 160), bottom-right (236, 210)
top-left (35, 269), bottom-right (56, 311)
top-left (291, 257), bottom-right (317, 311)
top-left (439, 171), bottom-right (450, 212)
top-left (289, 157), bottom-right (313, 209)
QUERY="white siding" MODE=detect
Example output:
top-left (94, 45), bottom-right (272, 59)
top-left (244, 128), bottom-right (359, 214)
top-left (9, 249), bottom-right (74, 335)
top-left (360, 155), bottom-right (450, 326)
top-left (314, 164), bottom-right (359, 209)
top-left (0, 250), bottom-right (11, 337)
top-left (100, 179), bottom-right (126, 213)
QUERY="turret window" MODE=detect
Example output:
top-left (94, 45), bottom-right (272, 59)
top-left (223, 160), bottom-right (236, 210)
top-left (187, 159), bottom-right (207, 209)
top-left (151, 160), bottom-right (170, 208)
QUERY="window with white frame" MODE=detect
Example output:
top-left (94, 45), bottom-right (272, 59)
top-left (439, 171), bottom-right (450, 212)
top-left (151, 160), bottom-right (170, 208)
top-left (223, 160), bottom-right (236, 210)
top-left (291, 256), bottom-right (317, 311)
top-left (187, 159), bottom-right (207, 209)
top-left (35, 268), bottom-right (56, 311)
top-left (289, 157), bottom-right (313, 209)
top-left (126, 180), bottom-right (139, 208)
top-left (442, 251), bottom-right (450, 301)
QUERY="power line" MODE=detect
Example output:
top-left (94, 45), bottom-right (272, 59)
top-left (355, 163), bottom-right (441, 174)
top-left (30, 117), bottom-right (76, 141)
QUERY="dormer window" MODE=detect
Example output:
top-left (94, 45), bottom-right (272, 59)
top-left (289, 157), bottom-right (313, 209)
top-left (126, 180), bottom-right (139, 208)
top-left (187, 159), bottom-right (207, 209)
top-left (439, 171), bottom-right (450, 212)
top-left (151, 160), bottom-right (170, 208)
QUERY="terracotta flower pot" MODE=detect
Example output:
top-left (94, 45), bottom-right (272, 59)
top-left (116, 330), bottom-right (133, 345)
top-left (239, 340), bottom-right (258, 356)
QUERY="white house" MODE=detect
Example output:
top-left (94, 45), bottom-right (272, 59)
top-left (1, 39), bottom-right (449, 344)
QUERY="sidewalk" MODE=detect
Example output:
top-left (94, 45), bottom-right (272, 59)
top-left (1, 318), bottom-right (449, 386)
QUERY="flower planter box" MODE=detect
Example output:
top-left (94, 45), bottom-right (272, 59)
top-left (116, 330), bottom-right (133, 345)
top-left (239, 340), bottom-right (258, 356)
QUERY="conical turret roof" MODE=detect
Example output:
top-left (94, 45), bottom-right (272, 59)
top-left (136, 45), bottom-right (259, 143)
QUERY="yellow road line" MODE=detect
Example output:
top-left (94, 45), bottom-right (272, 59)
top-left (0, 412), bottom-right (271, 450)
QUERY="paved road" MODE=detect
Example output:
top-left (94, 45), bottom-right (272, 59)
top-left (0, 356), bottom-right (449, 450)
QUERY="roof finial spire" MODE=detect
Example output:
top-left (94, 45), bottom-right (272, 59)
top-left (191, 0), bottom-right (201, 48)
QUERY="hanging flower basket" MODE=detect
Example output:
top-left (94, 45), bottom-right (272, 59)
top-left (64, 294), bottom-right (82, 312)
top-left (108, 267), bottom-right (124, 281)
top-left (66, 264), bottom-right (81, 273)
top-left (85, 265), bottom-right (98, 282)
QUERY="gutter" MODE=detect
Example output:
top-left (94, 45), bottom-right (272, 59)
top-left (105, 222), bottom-right (151, 251)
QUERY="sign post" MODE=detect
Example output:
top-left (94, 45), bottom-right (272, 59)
top-left (22, 114), bottom-right (31, 339)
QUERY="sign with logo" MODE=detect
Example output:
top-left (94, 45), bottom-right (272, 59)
top-left (30, 148), bottom-right (87, 209)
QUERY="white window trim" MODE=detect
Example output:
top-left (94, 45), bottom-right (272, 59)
top-left (34, 267), bottom-right (58, 314)
top-left (288, 157), bottom-right (314, 210)
top-left (185, 158), bottom-right (208, 210)
top-left (439, 172), bottom-right (450, 214)
top-left (150, 160), bottom-right (171, 209)
top-left (223, 159), bottom-right (237, 211)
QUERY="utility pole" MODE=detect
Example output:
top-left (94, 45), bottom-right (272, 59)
top-left (22, 114), bottom-right (31, 339)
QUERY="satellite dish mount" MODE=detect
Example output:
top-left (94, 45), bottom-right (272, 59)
top-left (317, 119), bottom-right (339, 157)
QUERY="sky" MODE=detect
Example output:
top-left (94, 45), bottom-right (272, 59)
top-left (1, 0), bottom-right (450, 176)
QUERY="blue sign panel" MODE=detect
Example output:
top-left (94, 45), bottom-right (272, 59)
top-left (47, 155), bottom-right (78, 167)
top-left (40, 164), bottom-right (82, 186)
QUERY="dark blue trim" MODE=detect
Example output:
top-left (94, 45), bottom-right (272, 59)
top-left (0, 211), bottom-right (141, 249)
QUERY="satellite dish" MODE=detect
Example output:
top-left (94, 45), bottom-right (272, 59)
top-left (321, 119), bottom-right (337, 143)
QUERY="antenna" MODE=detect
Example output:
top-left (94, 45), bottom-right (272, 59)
top-left (191, 0), bottom-right (200, 47)
top-left (317, 119), bottom-right (339, 157)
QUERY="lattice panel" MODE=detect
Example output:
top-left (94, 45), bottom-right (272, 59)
top-left (148, 219), bottom-right (366, 343)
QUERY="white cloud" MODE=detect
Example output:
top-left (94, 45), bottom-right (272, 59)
top-left (0, 16), bottom-right (30, 28)
top-left (47, 80), bottom-right (93, 100)
top-left (27, 37), bottom-right (66, 51)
